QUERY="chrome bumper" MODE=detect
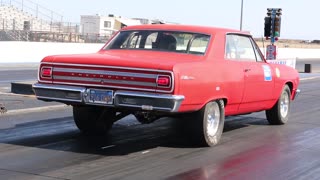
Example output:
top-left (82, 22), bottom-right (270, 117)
top-left (293, 88), bottom-right (301, 100)
top-left (32, 83), bottom-right (184, 112)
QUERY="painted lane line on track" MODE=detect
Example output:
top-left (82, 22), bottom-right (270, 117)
top-left (0, 92), bottom-right (35, 98)
top-left (0, 79), bottom-right (36, 83)
top-left (5, 105), bottom-right (68, 115)
top-left (300, 76), bottom-right (320, 81)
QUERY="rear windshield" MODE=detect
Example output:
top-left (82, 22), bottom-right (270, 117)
top-left (104, 30), bottom-right (211, 55)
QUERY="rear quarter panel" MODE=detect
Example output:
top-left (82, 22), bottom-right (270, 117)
top-left (269, 63), bottom-right (300, 101)
top-left (173, 59), bottom-right (245, 113)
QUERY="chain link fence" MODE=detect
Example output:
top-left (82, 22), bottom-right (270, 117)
top-left (0, 18), bottom-right (113, 43)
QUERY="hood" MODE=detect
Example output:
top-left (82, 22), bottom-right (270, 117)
top-left (42, 50), bottom-right (204, 71)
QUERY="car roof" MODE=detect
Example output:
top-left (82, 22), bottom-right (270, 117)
top-left (121, 24), bottom-right (250, 36)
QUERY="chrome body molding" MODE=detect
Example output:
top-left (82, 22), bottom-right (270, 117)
top-left (53, 75), bottom-right (156, 87)
top-left (38, 62), bottom-right (174, 93)
top-left (293, 88), bottom-right (301, 100)
top-left (53, 67), bottom-right (158, 79)
top-left (33, 83), bottom-right (184, 112)
top-left (32, 83), bottom-right (86, 102)
top-left (40, 62), bottom-right (174, 73)
top-left (114, 91), bottom-right (185, 112)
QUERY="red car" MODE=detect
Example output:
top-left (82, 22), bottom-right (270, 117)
top-left (33, 24), bottom-right (300, 147)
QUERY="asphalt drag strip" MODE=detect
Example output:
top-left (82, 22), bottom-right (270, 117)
top-left (0, 77), bottom-right (319, 179)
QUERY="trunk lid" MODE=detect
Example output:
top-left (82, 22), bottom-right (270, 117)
top-left (45, 50), bottom-right (203, 70)
top-left (40, 50), bottom-right (203, 93)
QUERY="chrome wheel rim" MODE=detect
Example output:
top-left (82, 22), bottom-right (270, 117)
top-left (280, 90), bottom-right (290, 118)
top-left (207, 103), bottom-right (220, 137)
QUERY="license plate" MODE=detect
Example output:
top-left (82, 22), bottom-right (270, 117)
top-left (89, 89), bottom-right (113, 104)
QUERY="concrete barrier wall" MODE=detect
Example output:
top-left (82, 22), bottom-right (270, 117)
top-left (0, 41), bottom-right (105, 63)
top-left (0, 41), bottom-right (319, 63)
top-left (260, 48), bottom-right (320, 59)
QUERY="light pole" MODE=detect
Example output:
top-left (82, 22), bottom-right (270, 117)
top-left (240, 0), bottom-right (244, 31)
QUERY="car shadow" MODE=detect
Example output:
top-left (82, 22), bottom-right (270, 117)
top-left (0, 114), bottom-right (269, 156)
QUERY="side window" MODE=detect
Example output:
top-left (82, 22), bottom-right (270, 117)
top-left (189, 36), bottom-right (210, 55)
top-left (175, 34), bottom-right (192, 51)
top-left (250, 38), bottom-right (264, 62)
top-left (225, 34), bottom-right (258, 62)
top-left (225, 35), bottom-right (237, 59)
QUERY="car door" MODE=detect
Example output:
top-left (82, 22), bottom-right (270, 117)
top-left (226, 34), bottom-right (274, 112)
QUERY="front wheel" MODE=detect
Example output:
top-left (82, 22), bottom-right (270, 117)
top-left (190, 100), bottom-right (225, 147)
top-left (266, 85), bottom-right (291, 125)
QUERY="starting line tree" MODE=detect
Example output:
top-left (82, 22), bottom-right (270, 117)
top-left (264, 8), bottom-right (282, 60)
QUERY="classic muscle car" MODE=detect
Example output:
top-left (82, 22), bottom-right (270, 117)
top-left (33, 24), bottom-right (300, 147)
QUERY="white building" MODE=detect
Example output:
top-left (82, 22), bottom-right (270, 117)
top-left (80, 14), bottom-right (141, 38)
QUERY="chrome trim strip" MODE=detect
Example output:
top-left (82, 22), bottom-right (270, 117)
top-left (38, 80), bottom-right (53, 84)
top-left (36, 96), bottom-right (83, 103)
top-left (42, 62), bottom-right (173, 74)
top-left (53, 75), bottom-right (156, 87)
top-left (33, 83), bottom-right (86, 102)
top-left (114, 91), bottom-right (184, 112)
top-left (39, 62), bottom-right (175, 93)
top-left (116, 103), bottom-right (172, 111)
top-left (33, 83), bottom-right (86, 92)
top-left (293, 88), bottom-right (301, 100)
top-left (114, 91), bottom-right (184, 100)
top-left (41, 81), bottom-right (158, 92)
top-left (33, 83), bottom-right (184, 112)
top-left (53, 67), bottom-right (158, 79)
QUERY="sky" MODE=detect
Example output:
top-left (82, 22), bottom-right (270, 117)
top-left (17, 0), bottom-right (320, 40)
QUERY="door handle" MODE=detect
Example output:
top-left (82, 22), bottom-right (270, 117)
top-left (244, 68), bottom-right (251, 72)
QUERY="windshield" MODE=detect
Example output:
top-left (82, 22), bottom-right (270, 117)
top-left (104, 30), bottom-right (211, 55)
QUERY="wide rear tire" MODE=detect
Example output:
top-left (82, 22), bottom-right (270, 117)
top-left (266, 85), bottom-right (291, 125)
top-left (189, 100), bottom-right (225, 147)
top-left (73, 106), bottom-right (116, 135)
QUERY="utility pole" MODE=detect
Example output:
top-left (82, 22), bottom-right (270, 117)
top-left (240, 0), bottom-right (244, 31)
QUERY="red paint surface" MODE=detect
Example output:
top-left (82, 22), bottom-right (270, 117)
top-left (38, 24), bottom-right (300, 114)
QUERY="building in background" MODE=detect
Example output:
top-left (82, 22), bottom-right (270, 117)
top-left (0, 1), bottom-right (79, 42)
top-left (80, 14), bottom-right (141, 42)
top-left (0, 0), bottom-right (173, 43)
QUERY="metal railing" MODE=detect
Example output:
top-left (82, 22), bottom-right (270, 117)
top-left (1, 0), bottom-right (64, 24)
top-left (0, 1), bottom-right (116, 43)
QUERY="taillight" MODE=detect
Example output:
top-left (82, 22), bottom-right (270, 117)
top-left (157, 75), bottom-right (171, 87)
top-left (40, 66), bottom-right (52, 79)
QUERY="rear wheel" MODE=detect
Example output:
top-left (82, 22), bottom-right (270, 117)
top-left (73, 106), bottom-right (116, 135)
top-left (266, 85), bottom-right (291, 125)
top-left (189, 100), bottom-right (225, 147)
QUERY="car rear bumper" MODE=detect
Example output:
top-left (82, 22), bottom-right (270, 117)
top-left (32, 83), bottom-right (184, 112)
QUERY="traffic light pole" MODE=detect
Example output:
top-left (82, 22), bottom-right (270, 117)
top-left (270, 9), bottom-right (276, 45)
top-left (265, 8), bottom-right (282, 60)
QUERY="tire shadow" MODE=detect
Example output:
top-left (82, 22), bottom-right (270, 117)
top-left (0, 114), bottom-right (269, 156)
